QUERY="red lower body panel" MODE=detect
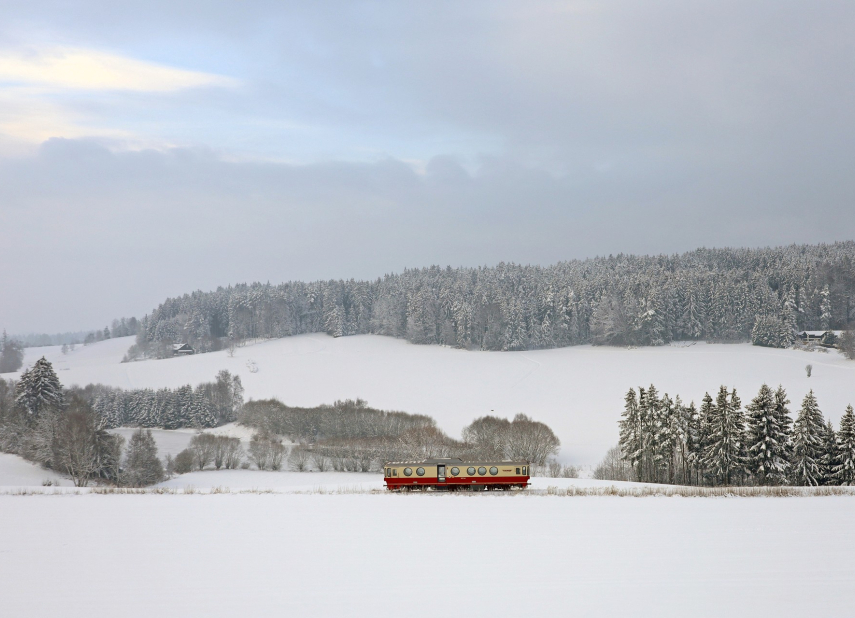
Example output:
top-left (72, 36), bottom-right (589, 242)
top-left (385, 476), bottom-right (530, 490)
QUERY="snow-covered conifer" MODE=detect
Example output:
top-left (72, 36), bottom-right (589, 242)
top-left (702, 386), bottom-right (746, 485)
top-left (820, 285), bottom-right (832, 331)
top-left (618, 388), bottom-right (642, 481)
top-left (14, 357), bottom-right (64, 418)
top-left (0, 331), bottom-right (24, 373)
top-left (121, 429), bottom-right (164, 487)
top-left (834, 405), bottom-right (855, 485)
top-left (791, 390), bottom-right (825, 486)
top-left (819, 419), bottom-right (838, 485)
top-left (745, 384), bottom-right (789, 485)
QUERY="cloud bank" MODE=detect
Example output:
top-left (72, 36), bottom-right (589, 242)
top-left (0, 1), bottom-right (854, 331)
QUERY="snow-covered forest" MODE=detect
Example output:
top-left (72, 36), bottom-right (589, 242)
top-left (129, 242), bottom-right (855, 357)
top-left (614, 383), bottom-right (855, 487)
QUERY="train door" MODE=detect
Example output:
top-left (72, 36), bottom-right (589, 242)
top-left (437, 465), bottom-right (446, 483)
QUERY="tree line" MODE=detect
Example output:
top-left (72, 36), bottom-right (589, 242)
top-left (91, 370), bottom-right (244, 429)
top-left (1, 357), bottom-right (564, 483)
top-left (0, 358), bottom-right (164, 487)
top-left (237, 399), bottom-right (563, 473)
top-left (613, 383), bottom-right (855, 486)
top-left (123, 242), bottom-right (855, 358)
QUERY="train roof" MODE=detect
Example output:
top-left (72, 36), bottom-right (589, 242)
top-left (383, 459), bottom-right (529, 466)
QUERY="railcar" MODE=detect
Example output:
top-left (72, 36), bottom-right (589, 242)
top-left (383, 458), bottom-right (530, 491)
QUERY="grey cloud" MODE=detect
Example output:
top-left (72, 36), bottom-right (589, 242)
top-left (1, 2), bottom-right (854, 332)
top-left (3, 138), bottom-right (855, 332)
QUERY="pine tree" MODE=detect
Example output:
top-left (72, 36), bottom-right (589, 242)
top-left (697, 392), bottom-right (715, 484)
top-left (791, 390), bottom-right (825, 486)
top-left (14, 357), bottom-right (64, 418)
top-left (702, 386), bottom-right (746, 485)
top-left (819, 419), bottom-right (838, 485)
top-left (618, 388), bottom-right (642, 481)
top-left (745, 384), bottom-right (789, 485)
top-left (189, 391), bottom-right (217, 428)
top-left (684, 401), bottom-right (702, 485)
top-left (773, 386), bottom-right (793, 481)
top-left (121, 429), bottom-right (164, 487)
top-left (641, 385), bottom-right (660, 482)
top-left (834, 405), bottom-right (855, 485)
top-left (820, 285), bottom-right (832, 331)
top-left (0, 330), bottom-right (24, 373)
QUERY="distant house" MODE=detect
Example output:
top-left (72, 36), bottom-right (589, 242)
top-left (172, 343), bottom-right (195, 356)
top-left (797, 331), bottom-right (841, 347)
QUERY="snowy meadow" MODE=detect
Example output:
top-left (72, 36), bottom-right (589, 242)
top-left (2, 490), bottom-right (854, 618)
top-left (3, 333), bottom-right (855, 617)
top-left (10, 333), bottom-right (855, 465)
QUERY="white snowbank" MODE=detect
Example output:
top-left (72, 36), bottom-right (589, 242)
top-left (0, 453), bottom-right (70, 487)
top-left (8, 334), bottom-right (855, 464)
top-left (1, 492), bottom-right (853, 617)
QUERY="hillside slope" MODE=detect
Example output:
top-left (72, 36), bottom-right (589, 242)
top-left (8, 334), bottom-right (855, 464)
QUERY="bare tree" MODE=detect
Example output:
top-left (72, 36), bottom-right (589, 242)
top-left (593, 444), bottom-right (634, 481)
top-left (222, 437), bottom-right (244, 469)
top-left (310, 450), bottom-right (331, 471)
top-left (288, 446), bottom-right (311, 471)
top-left (174, 449), bottom-right (194, 474)
top-left (54, 396), bottom-right (99, 486)
top-left (806, 364), bottom-right (813, 378)
top-left (188, 433), bottom-right (217, 470)
top-left (839, 330), bottom-right (855, 360)
top-left (249, 432), bottom-right (286, 470)
top-left (506, 414), bottom-right (561, 465)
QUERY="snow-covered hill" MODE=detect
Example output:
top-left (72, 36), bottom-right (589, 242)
top-left (8, 334), bottom-right (855, 465)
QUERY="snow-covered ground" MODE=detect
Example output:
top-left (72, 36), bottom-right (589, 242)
top-left (0, 454), bottom-right (70, 487)
top-left (0, 491), bottom-right (852, 617)
top-left (7, 334), bottom-right (855, 464)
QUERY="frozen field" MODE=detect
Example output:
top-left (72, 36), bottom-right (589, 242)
top-left (7, 334), bottom-right (855, 464)
top-left (1, 491), bottom-right (853, 618)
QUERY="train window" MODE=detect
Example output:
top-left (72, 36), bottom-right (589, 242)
top-left (404, 467), bottom-right (412, 476)
top-left (416, 467), bottom-right (425, 476)
top-left (489, 467), bottom-right (498, 475)
top-left (451, 467), bottom-right (459, 476)
top-left (522, 466), bottom-right (527, 475)
top-left (393, 469), bottom-right (397, 476)
top-left (516, 467), bottom-right (520, 474)
top-left (478, 467), bottom-right (487, 475)
top-left (385, 468), bottom-right (390, 477)
top-left (467, 467), bottom-right (476, 475)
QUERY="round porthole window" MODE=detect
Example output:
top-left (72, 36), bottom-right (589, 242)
top-left (467, 467), bottom-right (476, 475)
top-left (451, 467), bottom-right (459, 476)
top-left (489, 466), bottom-right (498, 475)
top-left (478, 467), bottom-right (487, 475)
top-left (416, 467), bottom-right (425, 476)
top-left (404, 467), bottom-right (412, 476)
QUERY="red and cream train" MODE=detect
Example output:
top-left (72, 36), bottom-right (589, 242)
top-left (383, 458), bottom-right (530, 491)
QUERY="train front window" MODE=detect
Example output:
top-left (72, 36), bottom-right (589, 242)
top-left (523, 466), bottom-right (527, 475)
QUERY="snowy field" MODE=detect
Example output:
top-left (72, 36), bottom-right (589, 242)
top-left (1, 491), bottom-right (853, 618)
top-left (7, 334), bottom-right (855, 465)
top-left (1, 445), bottom-right (853, 617)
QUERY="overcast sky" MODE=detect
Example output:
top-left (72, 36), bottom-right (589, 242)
top-left (1, 1), bottom-right (854, 333)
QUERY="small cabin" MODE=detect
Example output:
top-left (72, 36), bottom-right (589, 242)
top-left (797, 331), bottom-right (840, 347)
top-left (172, 343), bottom-right (195, 356)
